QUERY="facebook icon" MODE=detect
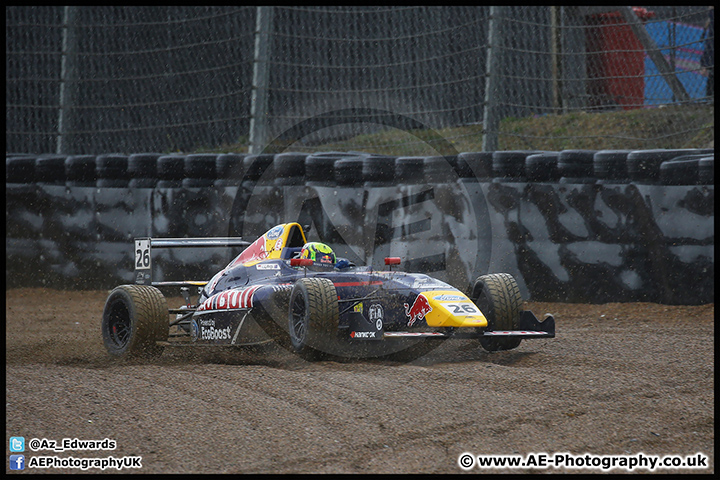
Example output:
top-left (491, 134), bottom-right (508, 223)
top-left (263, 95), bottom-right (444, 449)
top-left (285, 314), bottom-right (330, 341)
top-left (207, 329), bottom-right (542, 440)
top-left (10, 454), bottom-right (25, 470)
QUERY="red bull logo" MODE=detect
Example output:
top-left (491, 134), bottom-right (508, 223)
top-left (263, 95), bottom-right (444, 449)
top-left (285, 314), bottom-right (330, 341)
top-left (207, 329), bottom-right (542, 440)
top-left (404, 294), bottom-right (432, 326)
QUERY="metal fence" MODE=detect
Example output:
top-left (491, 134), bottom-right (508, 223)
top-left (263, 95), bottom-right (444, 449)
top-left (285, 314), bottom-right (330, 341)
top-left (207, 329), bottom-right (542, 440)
top-left (6, 6), bottom-right (714, 156)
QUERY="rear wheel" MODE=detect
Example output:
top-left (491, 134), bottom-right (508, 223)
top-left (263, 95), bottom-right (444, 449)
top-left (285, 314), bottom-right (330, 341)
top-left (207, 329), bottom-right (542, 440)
top-left (288, 277), bottom-right (339, 359)
top-left (472, 273), bottom-right (523, 352)
top-left (102, 285), bottom-right (168, 358)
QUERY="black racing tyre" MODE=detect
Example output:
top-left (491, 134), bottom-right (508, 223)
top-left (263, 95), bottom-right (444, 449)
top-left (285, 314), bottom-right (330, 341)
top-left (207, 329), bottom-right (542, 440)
top-left (273, 152), bottom-right (307, 186)
top-left (443, 154), bottom-right (460, 177)
top-left (659, 155), bottom-right (707, 185)
top-left (36, 154), bottom-right (67, 185)
top-left (557, 149), bottom-right (596, 179)
top-left (6, 156), bottom-right (37, 184)
top-left (101, 285), bottom-right (168, 359)
top-left (65, 155), bottom-right (97, 186)
top-left (394, 156), bottom-right (425, 184)
top-left (127, 153), bottom-right (160, 179)
top-left (243, 154), bottom-right (275, 184)
top-left (305, 154), bottom-right (338, 186)
top-left (458, 152), bottom-right (493, 181)
top-left (362, 155), bottom-right (396, 186)
top-left (525, 152), bottom-right (559, 182)
top-left (453, 153), bottom-right (476, 179)
top-left (96, 154), bottom-right (129, 181)
top-left (157, 155), bottom-right (186, 181)
top-left (156, 180), bottom-right (183, 188)
top-left (334, 156), bottom-right (364, 186)
top-left (698, 156), bottom-right (714, 185)
top-left (492, 151), bottom-right (526, 179)
top-left (156, 155), bottom-right (185, 188)
top-left (288, 277), bottom-right (339, 360)
top-left (492, 151), bottom-right (542, 182)
top-left (423, 156), bottom-right (456, 183)
top-left (182, 153), bottom-right (217, 187)
top-left (471, 273), bottom-right (523, 352)
top-left (96, 178), bottom-right (129, 188)
top-left (182, 178), bottom-right (215, 188)
top-left (216, 153), bottom-right (247, 186)
top-left (626, 149), bottom-right (696, 183)
top-left (559, 177), bottom-right (597, 184)
top-left (129, 178), bottom-right (157, 188)
top-left (593, 149), bottom-right (631, 182)
top-left (185, 153), bottom-right (218, 180)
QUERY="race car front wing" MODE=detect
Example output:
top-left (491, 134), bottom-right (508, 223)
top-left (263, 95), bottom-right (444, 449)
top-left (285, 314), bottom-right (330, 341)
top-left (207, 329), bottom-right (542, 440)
top-left (382, 310), bottom-right (555, 339)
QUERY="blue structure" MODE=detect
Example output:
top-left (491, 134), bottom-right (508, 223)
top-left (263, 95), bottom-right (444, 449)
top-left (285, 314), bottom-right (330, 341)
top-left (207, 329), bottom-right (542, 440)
top-left (645, 21), bottom-right (708, 103)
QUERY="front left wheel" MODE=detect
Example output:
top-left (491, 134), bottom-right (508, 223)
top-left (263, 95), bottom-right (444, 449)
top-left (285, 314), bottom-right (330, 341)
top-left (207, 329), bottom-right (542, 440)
top-left (102, 285), bottom-right (168, 359)
top-left (288, 277), bottom-right (339, 359)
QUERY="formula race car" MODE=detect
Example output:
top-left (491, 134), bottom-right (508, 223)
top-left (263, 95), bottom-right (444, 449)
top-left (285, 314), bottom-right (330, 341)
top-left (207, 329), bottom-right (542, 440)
top-left (102, 222), bottom-right (555, 360)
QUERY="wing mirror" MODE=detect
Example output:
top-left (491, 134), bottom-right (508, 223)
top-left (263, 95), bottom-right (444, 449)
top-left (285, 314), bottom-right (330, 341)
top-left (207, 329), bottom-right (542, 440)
top-left (290, 258), bottom-right (313, 267)
top-left (384, 257), bottom-right (401, 270)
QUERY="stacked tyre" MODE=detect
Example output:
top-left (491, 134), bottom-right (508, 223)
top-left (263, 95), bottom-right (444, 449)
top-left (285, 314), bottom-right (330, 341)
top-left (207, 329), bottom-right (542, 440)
top-left (394, 156), bottom-right (425, 185)
top-left (273, 152), bottom-right (307, 186)
top-left (334, 156), bottom-right (364, 186)
top-left (215, 153), bottom-right (247, 187)
top-left (423, 156), bottom-right (456, 183)
top-left (65, 155), bottom-right (97, 187)
top-left (183, 153), bottom-right (217, 187)
top-left (660, 153), bottom-right (715, 185)
top-left (127, 153), bottom-right (160, 188)
top-left (698, 156), bottom-right (714, 185)
top-left (525, 152), bottom-right (560, 182)
top-left (7, 155), bottom-right (37, 185)
top-left (627, 149), bottom-right (699, 184)
top-left (492, 151), bottom-right (541, 182)
top-left (594, 150), bottom-right (631, 183)
top-left (456, 152), bottom-right (493, 181)
top-left (96, 154), bottom-right (129, 188)
top-left (36, 154), bottom-right (67, 185)
top-left (557, 149), bottom-right (596, 184)
top-left (362, 154), bottom-right (396, 187)
top-left (305, 153), bottom-right (341, 187)
top-left (156, 155), bottom-right (185, 188)
top-left (243, 154), bottom-right (275, 186)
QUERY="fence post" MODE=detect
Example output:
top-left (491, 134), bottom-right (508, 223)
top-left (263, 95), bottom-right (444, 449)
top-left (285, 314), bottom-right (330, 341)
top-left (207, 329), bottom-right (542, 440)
top-left (248, 6), bottom-right (274, 155)
top-left (482, 6), bottom-right (502, 152)
top-left (551, 6), bottom-right (563, 112)
top-left (57, 6), bottom-right (79, 154)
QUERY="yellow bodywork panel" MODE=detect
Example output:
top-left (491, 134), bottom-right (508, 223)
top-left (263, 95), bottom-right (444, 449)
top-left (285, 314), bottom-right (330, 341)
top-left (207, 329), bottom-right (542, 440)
top-left (230, 222), bottom-right (307, 267)
top-left (419, 290), bottom-right (488, 328)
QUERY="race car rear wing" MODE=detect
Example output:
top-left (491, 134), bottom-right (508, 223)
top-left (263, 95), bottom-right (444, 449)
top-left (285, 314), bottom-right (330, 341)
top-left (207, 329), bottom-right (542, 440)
top-left (134, 237), bottom-right (250, 287)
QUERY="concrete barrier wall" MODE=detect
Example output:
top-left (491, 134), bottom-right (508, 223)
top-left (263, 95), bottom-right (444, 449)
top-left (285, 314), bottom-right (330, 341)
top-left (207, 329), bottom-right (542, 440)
top-left (6, 179), bottom-right (713, 304)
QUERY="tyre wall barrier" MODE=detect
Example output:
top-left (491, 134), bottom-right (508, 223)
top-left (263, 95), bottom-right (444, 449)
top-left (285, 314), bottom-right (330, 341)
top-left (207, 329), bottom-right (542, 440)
top-left (5, 149), bottom-right (714, 304)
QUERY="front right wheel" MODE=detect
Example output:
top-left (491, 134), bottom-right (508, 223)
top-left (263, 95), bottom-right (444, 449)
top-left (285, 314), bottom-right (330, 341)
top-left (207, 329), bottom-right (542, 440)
top-left (471, 273), bottom-right (523, 352)
top-left (101, 285), bottom-right (168, 359)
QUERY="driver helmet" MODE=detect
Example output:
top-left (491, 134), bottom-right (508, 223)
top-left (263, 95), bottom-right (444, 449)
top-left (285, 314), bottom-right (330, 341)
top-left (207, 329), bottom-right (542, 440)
top-left (300, 242), bottom-right (336, 265)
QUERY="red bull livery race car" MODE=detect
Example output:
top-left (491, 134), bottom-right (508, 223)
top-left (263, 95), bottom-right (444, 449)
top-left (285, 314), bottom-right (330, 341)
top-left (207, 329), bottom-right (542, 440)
top-left (102, 222), bottom-right (555, 360)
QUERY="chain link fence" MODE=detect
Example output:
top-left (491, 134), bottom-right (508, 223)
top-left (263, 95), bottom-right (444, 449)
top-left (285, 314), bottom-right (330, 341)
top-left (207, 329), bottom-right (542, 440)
top-left (6, 6), bottom-right (714, 156)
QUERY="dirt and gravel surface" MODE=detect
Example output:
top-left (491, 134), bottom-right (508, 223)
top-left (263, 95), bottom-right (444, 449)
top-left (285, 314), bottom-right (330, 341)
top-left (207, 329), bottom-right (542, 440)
top-left (5, 288), bottom-right (714, 474)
